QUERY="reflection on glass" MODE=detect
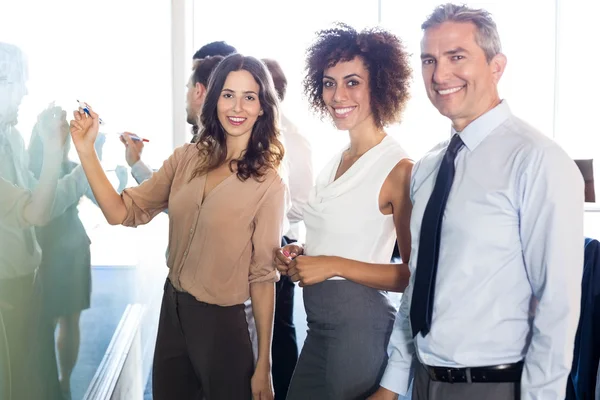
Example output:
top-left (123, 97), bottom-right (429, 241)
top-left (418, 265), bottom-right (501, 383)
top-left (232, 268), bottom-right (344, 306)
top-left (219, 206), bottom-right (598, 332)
top-left (1, 2), bottom-right (173, 398)
top-left (0, 41), bottom-right (132, 400)
top-left (28, 130), bottom-right (127, 399)
top-left (0, 41), bottom-right (79, 400)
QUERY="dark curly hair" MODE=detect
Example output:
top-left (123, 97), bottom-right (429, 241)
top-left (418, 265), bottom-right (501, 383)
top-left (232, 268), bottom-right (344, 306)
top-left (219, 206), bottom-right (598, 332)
top-left (304, 23), bottom-right (412, 129)
top-left (193, 54), bottom-right (284, 182)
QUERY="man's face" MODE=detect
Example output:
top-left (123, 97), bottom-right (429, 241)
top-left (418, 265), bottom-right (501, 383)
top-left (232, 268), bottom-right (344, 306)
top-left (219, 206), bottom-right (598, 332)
top-left (420, 21), bottom-right (506, 131)
top-left (0, 79), bottom-right (27, 125)
top-left (185, 75), bottom-right (205, 126)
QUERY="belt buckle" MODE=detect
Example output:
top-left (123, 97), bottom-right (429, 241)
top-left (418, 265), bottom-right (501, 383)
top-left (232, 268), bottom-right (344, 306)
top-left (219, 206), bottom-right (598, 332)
top-left (446, 368), bottom-right (454, 384)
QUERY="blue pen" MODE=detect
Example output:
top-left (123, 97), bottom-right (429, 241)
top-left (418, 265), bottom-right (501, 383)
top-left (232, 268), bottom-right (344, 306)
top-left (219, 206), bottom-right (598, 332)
top-left (77, 100), bottom-right (104, 124)
top-left (119, 132), bottom-right (149, 143)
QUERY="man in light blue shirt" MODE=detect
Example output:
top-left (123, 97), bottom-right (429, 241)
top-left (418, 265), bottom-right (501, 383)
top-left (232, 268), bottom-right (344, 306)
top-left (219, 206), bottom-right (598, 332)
top-left (370, 4), bottom-right (583, 400)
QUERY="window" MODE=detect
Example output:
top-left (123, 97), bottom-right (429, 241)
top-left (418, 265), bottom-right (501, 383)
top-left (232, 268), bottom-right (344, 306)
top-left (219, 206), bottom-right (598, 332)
top-left (553, 0), bottom-right (600, 161)
top-left (0, 1), bottom-right (173, 397)
top-left (0, 0), bottom-right (173, 266)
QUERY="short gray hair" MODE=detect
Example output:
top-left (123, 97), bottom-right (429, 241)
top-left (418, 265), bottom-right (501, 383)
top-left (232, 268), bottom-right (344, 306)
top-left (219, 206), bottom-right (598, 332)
top-left (421, 3), bottom-right (502, 62)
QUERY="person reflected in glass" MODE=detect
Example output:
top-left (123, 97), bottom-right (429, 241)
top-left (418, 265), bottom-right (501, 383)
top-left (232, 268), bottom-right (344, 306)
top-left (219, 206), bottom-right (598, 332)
top-left (28, 129), bottom-right (126, 400)
top-left (0, 42), bottom-right (91, 400)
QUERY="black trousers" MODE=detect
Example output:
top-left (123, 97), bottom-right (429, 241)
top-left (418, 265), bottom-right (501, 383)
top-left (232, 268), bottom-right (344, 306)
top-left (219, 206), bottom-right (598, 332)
top-left (152, 279), bottom-right (254, 400)
top-left (272, 237), bottom-right (299, 399)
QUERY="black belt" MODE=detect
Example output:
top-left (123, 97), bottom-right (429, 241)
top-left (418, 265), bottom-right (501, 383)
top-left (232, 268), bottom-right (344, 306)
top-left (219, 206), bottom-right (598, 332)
top-left (425, 361), bottom-right (523, 383)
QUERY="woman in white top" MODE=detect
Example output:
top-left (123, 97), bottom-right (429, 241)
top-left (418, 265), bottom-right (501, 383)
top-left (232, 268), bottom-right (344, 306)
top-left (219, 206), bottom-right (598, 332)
top-left (275, 24), bottom-right (414, 399)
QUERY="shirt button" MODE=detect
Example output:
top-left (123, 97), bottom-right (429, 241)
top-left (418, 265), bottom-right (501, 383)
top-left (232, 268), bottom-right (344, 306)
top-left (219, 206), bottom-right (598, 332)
top-left (184, 250), bottom-right (188, 256)
top-left (190, 228), bottom-right (194, 234)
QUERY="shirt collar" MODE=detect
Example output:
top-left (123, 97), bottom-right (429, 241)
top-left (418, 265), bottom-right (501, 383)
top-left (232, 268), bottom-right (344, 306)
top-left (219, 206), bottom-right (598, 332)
top-left (451, 100), bottom-right (511, 151)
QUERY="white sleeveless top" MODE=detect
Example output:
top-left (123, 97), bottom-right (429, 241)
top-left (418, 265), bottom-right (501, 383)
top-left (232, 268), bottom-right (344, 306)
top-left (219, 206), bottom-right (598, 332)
top-left (303, 135), bottom-right (409, 280)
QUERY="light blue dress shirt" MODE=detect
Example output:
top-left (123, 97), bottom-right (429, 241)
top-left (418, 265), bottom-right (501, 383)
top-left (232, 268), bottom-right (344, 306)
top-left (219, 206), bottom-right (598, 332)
top-left (131, 159), bottom-right (154, 185)
top-left (380, 101), bottom-right (584, 400)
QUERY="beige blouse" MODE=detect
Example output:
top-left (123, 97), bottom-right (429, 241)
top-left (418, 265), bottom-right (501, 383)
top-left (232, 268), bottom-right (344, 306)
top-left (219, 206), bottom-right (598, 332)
top-left (121, 144), bottom-right (285, 306)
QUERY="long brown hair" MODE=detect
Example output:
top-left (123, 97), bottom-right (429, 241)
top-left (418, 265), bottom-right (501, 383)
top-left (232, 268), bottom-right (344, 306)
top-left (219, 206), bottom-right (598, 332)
top-left (192, 54), bottom-right (284, 181)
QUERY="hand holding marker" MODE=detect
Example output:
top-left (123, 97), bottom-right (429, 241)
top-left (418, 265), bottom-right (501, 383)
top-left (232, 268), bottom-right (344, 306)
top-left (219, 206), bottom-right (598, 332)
top-left (77, 100), bottom-right (149, 143)
top-left (77, 100), bottom-right (104, 124)
top-left (119, 132), bottom-right (149, 143)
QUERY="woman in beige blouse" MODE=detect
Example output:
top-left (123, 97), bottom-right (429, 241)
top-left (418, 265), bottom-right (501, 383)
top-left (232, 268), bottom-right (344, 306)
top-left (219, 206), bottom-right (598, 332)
top-left (69, 54), bottom-right (286, 400)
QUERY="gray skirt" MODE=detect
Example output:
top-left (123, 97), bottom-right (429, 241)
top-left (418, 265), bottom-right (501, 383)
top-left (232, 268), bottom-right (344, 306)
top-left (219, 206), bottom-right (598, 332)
top-left (287, 279), bottom-right (397, 400)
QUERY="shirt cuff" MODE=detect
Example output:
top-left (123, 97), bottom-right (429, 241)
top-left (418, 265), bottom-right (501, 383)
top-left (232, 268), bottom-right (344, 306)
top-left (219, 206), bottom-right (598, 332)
top-left (130, 160), bottom-right (153, 184)
top-left (379, 363), bottom-right (413, 396)
top-left (248, 268), bottom-right (280, 284)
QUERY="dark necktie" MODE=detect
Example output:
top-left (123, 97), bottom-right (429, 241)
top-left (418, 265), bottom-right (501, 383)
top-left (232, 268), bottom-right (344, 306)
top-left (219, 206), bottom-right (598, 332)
top-left (410, 134), bottom-right (464, 338)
